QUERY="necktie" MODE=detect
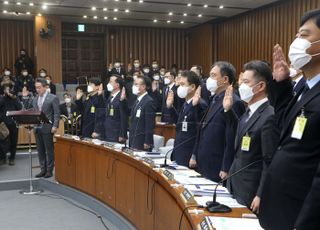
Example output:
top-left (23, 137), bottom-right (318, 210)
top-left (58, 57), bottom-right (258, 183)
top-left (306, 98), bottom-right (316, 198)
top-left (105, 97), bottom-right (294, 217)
top-left (238, 108), bottom-right (250, 133)
top-left (38, 96), bottom-right (44, 111)
top-left (300, 83), bottom-right (310, 98)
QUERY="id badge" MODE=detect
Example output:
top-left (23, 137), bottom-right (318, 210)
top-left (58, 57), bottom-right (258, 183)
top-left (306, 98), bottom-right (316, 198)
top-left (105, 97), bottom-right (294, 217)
top-left (291, 116), bottom-right (307, 140)
top-left (90, 106), bottom-right (95, 113)
top-left (241, 135), bottom-right (251, 151)
top-left (109, 105), bottom-right (114, 116)
top-left (73, 112), bottom-right (77, 117)
top-left (182, 116), bottom-right (188, 132)
top-left (136, 108), bottom-right (141, 118)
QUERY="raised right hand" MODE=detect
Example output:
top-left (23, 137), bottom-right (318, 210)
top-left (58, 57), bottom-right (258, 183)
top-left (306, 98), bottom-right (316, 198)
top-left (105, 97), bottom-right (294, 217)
top-left (76, 88), bottom-right (84, 100)
top-left (166, 90), bottom-right (174, 108)
top-left (223, 85), bottom-right (234, 112)
top-left (273, 44), bottom-right (290, 82)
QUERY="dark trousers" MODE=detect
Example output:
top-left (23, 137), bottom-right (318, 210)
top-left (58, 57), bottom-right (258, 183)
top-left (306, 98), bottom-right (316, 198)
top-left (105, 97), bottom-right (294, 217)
top-left (35, 130), bottom-right (54, 172)
top-left (7, 124), bottom-right (18, 160)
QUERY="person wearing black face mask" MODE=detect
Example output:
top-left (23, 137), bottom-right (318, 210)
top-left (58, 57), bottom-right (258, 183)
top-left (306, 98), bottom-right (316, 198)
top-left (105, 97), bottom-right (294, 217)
top-left (0, 84), bottom-right (22, 165)
top-left (14, 48), bottom-right (34, 75)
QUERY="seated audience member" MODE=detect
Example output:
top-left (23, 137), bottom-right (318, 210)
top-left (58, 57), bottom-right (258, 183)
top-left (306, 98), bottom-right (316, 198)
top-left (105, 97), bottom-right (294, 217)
top-left (15, 68), bottom-right (35, 94)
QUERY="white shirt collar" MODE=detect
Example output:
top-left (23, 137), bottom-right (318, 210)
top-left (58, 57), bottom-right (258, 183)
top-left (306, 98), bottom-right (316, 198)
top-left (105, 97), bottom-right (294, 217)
top-left (248, 97), bottom-right (268, 118)
top-left (186, 98), bottom-right (193, 104)
top-left (39, 91), bottom-right (48, 99)
top-left (137, 91), bottom-right (148, 101)
top-left (111, 90), bottom-right (120, 102)
top-left (169, 83), bottom-right (175, 90)
top-left (306, 73), bottom-right (320, 89)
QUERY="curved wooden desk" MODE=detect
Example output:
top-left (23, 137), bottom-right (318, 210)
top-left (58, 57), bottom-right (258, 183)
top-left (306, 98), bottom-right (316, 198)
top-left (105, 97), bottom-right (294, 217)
top-left (55, 136), bottom-right (251, 230)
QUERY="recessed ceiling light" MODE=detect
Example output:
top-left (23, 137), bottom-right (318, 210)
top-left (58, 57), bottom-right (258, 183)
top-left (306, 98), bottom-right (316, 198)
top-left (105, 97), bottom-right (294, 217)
top-left (204, 4), bottom-right (208, 8)
top-left (42, 4), bottom-right (47, 10)
top-left (29, 2), bottom-right (34, 6)
top-left (93, 15), bottom-right (98, 19)
top-left (167, 20), bottom-right (171, 23)
top-left (83, 15), bottom-right (87, 18)
top-left (91, 6), bottom-right (96, 10)
top-left (180, 21), bottom-right (184, 24)
top-left (127, 0), bottom-right (131, 2)
top-left (115, 0), bottom-right (119, 1)
top-left (3, 10), bottom-right (7, 13)
top-left (4, 1), bottom-right (9, 4)
top-left (37, 13), bottom-right (42, 16)
top-left (104, 16), bottom-right (108, 19)
top-left (103, 8), bottom-right (107, 11)
top-left (26, 11), bottom-right (30, 14)
top-left (113, 17), bottom-right (117, 20)
top-left (187, 3), bottom-right (191, 7)
top-left (125, 9), bottom-right (129, 13)
top-left (168, 12), bottom-right (172, 16)
top-left (219, 5), bottom-right (224, 9)
top-left (17, 2), bottom-right (21, 5)
top-left (139, 0), bottom-right (143, 3)
top-left (153, 19), bottom-right (157, 23)
top-left (183, 13), bottom-right (187, 16)
top-left (114, 8), bottom-right (118, 12)
top-left (198, 14), bottom-right (202, 17)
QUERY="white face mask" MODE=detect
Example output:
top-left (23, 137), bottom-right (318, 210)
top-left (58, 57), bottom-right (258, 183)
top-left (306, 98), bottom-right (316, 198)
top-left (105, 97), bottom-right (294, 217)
top-left (288, 37), bottom-right (320, 70)
top-left (239, 83), bottom-right (254, 103)
top-left (133, 75), bottom-right (138, 81)
top-left (143, 69), bottom-right (150, 73)
top-left (22, 71), bottom-right (28, 76)
top-left (206, 77), bottom-right (218, 93)
top-left (132, 85), bottom-right (140, 95)
top-left (114, 63), bottom-right (120, 68)
top-left (134, 63), bottom-right (140, 68)
top-left (40, 72), bottom-right (46, 77)
top-left (87, 85), bottom-right (94, 93)
top-left (46, 79), bottom-right (51, 84)
top-left (164, 78), bottom-right (171, 85)
top-left (177, 86), bottom-right (189, 99)
top-left (46, 88), bottom-right (51, 93)
top-left (107, 83), bottom-right (114, 92)
top-left (4, 71), bottom-right (10, 76)
top-left (289, 67), bottom-right (298, 78)
top-left (152, 64), bottom-right (158, 69)
top-left (65, 98), bottom-right (71, 104)
top-left (153, 75), bottom-right (160, 81)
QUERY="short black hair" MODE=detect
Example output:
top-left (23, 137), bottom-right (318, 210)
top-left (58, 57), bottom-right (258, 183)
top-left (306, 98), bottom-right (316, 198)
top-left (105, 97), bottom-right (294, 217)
top-left (88, 77), bottom-right (102, 86)
top-left (212, 61), bottom-right (236, 84)
top-left (181, 71), bottom-right (201, 88)
top-left (243, 60), bottom-right (272, 91)
top-left (35, 77), bottom-right (48, 86)
top-left (138, 75), bottom-right (152, 91)
top-left (63, 92), bottom-right (71, 97)
top-left (165, 71), bottom-right (176, 78)
top-left (191, 65), bottom-right (202, 72)
top-left (39, 68), bottom-right (47, 73)
top-left (300, 9), bottom-right (320, 28)
top-left (110, 74), bottom-right (124, 89)
top-left (3, 67), bottom-right (10, 72)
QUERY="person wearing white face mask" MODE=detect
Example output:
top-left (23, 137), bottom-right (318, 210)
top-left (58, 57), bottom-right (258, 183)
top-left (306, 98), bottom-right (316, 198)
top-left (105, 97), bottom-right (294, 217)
top-left (15, 68), bottom-right (35, 94)
top-left (43, 74), bottom-right (56, 95)
top-left (190, 65), bottom-right (211, 104)
top-left (161, 71), bottom-right (184, 124)
top-left (166, 71), bottom-right (208, 167)
top-left (191, 61), bottom-right (245, 182)
top-left (59, 92), bottom-right (79, 119)
top-left (129, 76), bottom-right (156, 151)
top-left (259, 10), bottom-right (320, 230)
top-left (75, 77), bottom-right (105, 138)
top-left (223, 60), bottom-right (274, 215)
top-left (108, 59), bottom-right (127, 80)
top-left (92, 75), bottom-right (128, 143)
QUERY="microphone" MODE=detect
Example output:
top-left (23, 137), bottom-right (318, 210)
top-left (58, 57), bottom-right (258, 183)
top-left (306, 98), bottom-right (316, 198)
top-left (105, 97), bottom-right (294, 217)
top-left (160, 135), bottom-right (197, 169)
top-left (206, 158), bottom-right (264, 213)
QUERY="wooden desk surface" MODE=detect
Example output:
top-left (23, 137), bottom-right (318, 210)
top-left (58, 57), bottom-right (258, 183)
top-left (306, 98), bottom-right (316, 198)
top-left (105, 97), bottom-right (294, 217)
top-left (55, 136), bottom-right (252, 230)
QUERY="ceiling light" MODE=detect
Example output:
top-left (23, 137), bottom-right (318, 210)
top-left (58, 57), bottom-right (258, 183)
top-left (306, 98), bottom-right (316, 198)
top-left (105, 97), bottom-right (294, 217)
top-left (153, 19), bottom-right (157, 23)
top-left (183, 13), bottom-right (187, 16)
top-left (113, 17), bottom-right (117, 20)
top-left (139, 0), bottom-right (143, 3)
top-left (168, 12), bottom-right (172, 16)
top-left (17, 2), bottom-right (21, 5)
top-left (204, 4), bottom-right (208, 8)
top-left (115, 0), bottom-right (119, 1)
top-left (219, 5), bottom-right (224, 9)
top-left (114, 8), bottom-right (118, 12)
top-left (93, 15), bottom-right (97, 19)
top-left (83, 15), bottom-right (87, 18)
top-left (91, 6), bottom-right (96, 10)
top-left (103, 8), bottom-right (107, 11)
top-left (125, 9), bottom-right (129, 13)
top-left (127, 0), bottom-right (131, 2)
top-left (4, 1), bottom-right (9, 4)
top-left (42, 4), bottom-right (47, 10)
top-left (167, 20), bottom-right (171, 23)
top-left (3, 10), bottom-right (7, 13)
top-left (187, 3), bottom-right (191, 7)
top-left (104, 16), bottom-right (108, 19)
top-left (37, 13), bottom-right (42, 16)
top-left (29, 2), bottom-right (34, 6)
top-left (198, 14), bottom-right (202, 17)
top-left (26, 11), bottom-right (30, 14)
top-left (180, 21), bottom-right (184, 24)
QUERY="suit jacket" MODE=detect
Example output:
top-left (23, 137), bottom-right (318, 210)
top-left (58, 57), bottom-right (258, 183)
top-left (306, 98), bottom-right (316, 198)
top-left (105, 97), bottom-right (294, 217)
top-left (108, 67), bottom-right (126, 79)
top-left (225, 101), bottom-right (274, 208)
top-left (49, 83), bottom-right (56, 95)
top-left (32, 93), bottom-right (60, 134)
top-left (260, 79), bottom-right (320, 230)
top-left (171, 99), bottom-right (208, 167)
top-left (129, 94), bottom-right (156, 150)
top-left (161, 84), bottom-right (183, 124)
top-left (95, 92), bottom-right (129, 142)
top-left (59, 102), bottom-right (80, 118)
top-left (75, 94), bottom-right (105, 138)
top-left (194, 91), bottom-right (245, 182)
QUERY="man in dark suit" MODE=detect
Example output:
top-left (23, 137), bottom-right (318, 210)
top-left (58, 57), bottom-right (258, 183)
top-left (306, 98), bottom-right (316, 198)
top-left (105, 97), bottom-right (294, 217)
top-left (108, 59), bottom-right (127, 80)
top-left (129, 76), bottom-right (156, 151)
top-left (93, 75), bottom-right (128, 143)
top-left (14, 68), bottom-right (35, 94)
top-left (223, 60), bottom-right (274, 212)
top-left (59, 93), bottom-right (79, 118)
top-left (259, 10), bottom-right (320, 230)
top-left (33, 78), bottom-right (60, 178)
top-left (128, 59), bottom-right (142, 76)
top-left (167, 71), bottom-right (207, 167)
top-left (191, 61), bottom-right (245, 182)
top-left (75, 77), bottom-right (105, 138)
top-left (161, 71), bottom-right (182, 124)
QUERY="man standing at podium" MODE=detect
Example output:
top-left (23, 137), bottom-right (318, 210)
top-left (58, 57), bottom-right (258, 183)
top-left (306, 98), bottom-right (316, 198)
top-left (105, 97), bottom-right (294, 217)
top-left (33, 78), bottom-right (60, 178)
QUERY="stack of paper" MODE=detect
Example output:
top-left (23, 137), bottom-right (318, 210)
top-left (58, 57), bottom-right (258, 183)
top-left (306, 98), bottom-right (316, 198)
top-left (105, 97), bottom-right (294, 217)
top-left (207, 216), bottom-right (262, 230)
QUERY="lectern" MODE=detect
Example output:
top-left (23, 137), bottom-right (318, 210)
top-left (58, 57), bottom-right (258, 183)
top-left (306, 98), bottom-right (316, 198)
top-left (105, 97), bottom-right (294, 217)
top-left (6, 110), bottom-right (50, 195)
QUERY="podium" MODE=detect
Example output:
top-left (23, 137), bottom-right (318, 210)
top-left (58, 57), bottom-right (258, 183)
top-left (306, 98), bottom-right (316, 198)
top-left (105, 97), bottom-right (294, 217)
top-left (7, 110), bottom-right (50, 195)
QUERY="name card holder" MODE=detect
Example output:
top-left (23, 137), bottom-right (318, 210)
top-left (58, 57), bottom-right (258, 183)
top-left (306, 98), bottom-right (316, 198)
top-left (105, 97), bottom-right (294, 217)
top-left (142, 157), bottom-right (156, 168)
top-left (123, 148), bottom-right (134, 156)
top-left (197, 217), bottom-right (214, 230)
top-left (180, 188), bottom-right (197, 205)
top-left (161, 169), bottom-right (175, 181)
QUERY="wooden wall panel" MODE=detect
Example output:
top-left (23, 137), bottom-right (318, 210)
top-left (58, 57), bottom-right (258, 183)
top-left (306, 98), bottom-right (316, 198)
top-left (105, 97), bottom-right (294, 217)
top-left (0, 20), bottom-right (34, 75)
top-left (215, 0), bottom-right (320, 75)
top-left (34, 15), bottom-right (62, 83)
